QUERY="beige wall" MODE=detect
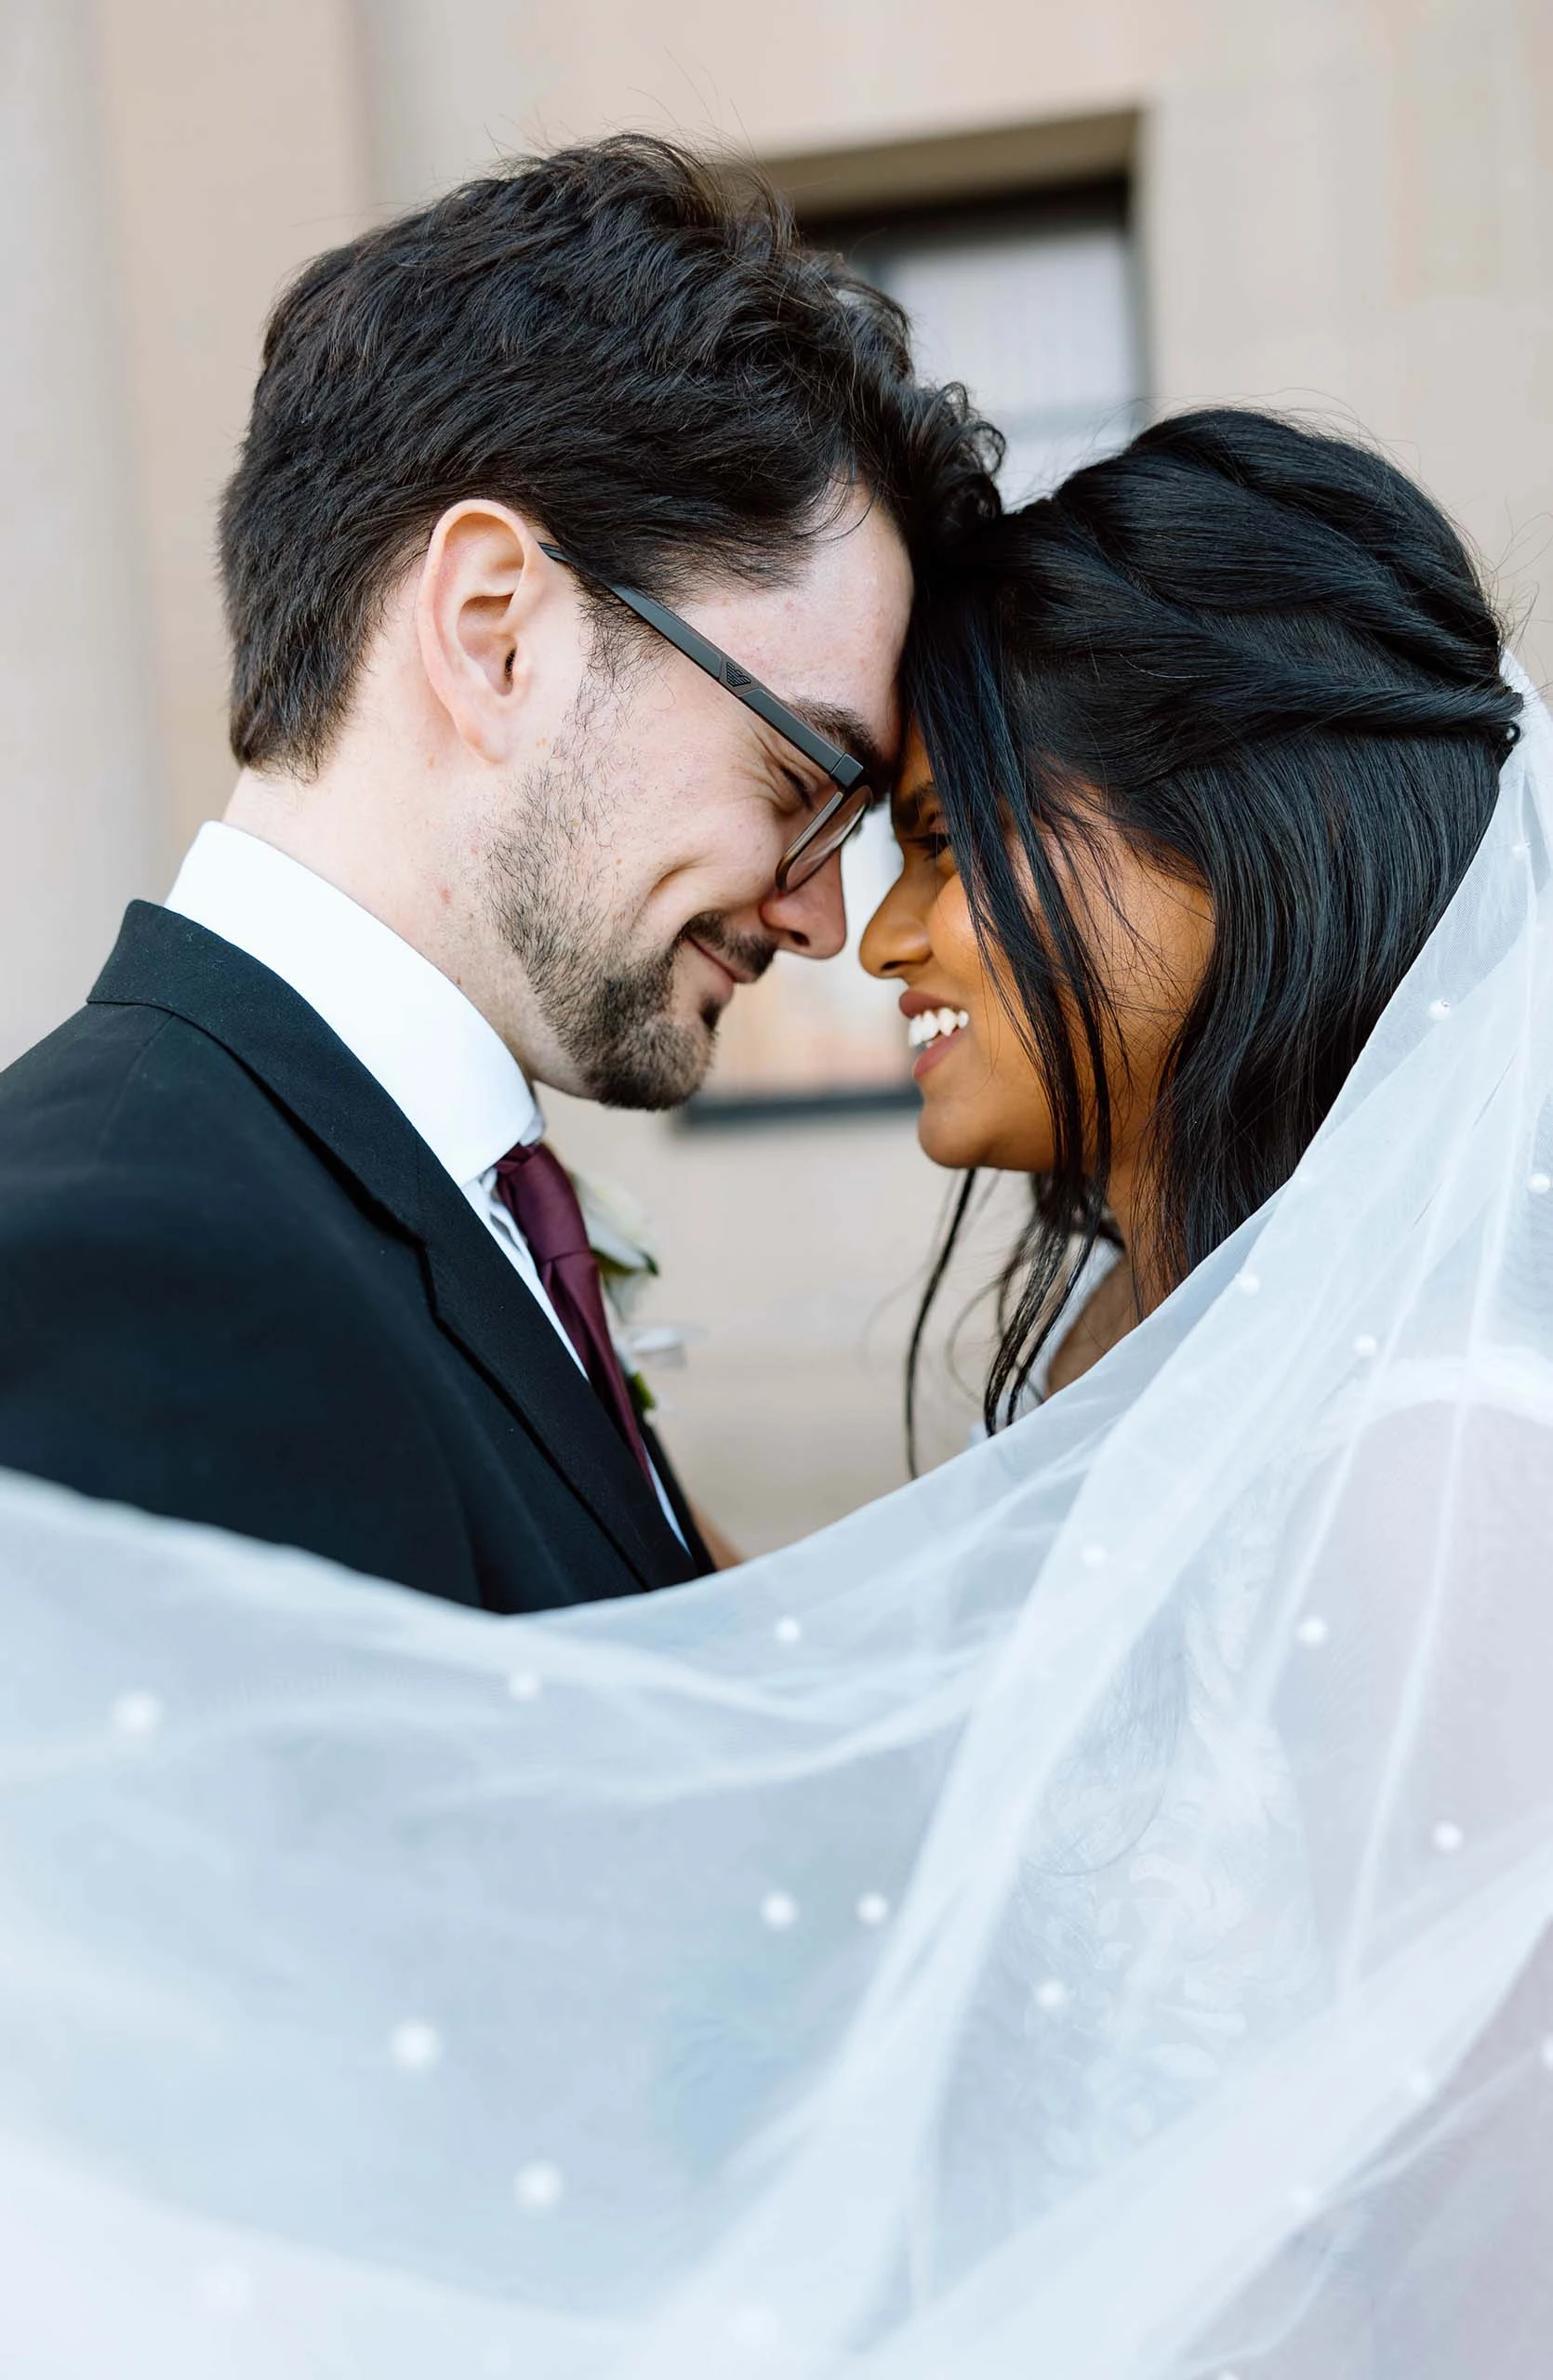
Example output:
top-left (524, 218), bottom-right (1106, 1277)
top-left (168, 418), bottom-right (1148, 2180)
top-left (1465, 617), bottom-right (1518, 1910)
top-left (5, 0), bottom-right (1550, 1545)
top-left (93, 0), bottom-right (374, 865)
top-left (366, 0), bottom-right (1552, 672)
top-left (0, 4), bottom-right (161, 1063)
top-left (1, 0), bottom-right (372, 1052)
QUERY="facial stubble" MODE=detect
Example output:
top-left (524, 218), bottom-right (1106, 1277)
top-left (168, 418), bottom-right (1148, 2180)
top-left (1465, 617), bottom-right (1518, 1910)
top-left (487, 708), bottom-right (775, 1110)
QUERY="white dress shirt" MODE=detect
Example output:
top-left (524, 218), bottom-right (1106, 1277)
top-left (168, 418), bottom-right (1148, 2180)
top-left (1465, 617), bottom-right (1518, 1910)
top-left (165, 822), bottom-right (684, 1541)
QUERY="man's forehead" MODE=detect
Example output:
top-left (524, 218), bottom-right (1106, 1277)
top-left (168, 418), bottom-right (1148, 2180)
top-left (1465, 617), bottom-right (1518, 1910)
top-left (710, 503), bottom-right (910, 752)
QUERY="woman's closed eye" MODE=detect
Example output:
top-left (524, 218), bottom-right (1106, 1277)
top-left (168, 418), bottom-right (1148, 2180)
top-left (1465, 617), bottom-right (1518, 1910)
top-left (900, 818), bottom-right (953, 869)
top-left (892, 776), bottom-right (955, 870)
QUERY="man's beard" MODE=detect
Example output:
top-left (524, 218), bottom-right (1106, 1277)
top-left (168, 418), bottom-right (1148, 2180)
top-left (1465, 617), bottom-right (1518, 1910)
top-left (487, 731), bottom-right (775, 1110)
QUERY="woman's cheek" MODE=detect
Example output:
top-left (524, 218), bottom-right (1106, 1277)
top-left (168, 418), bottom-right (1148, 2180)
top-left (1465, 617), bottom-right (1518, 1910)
top-left (929, 874), bottom-right (982, 979)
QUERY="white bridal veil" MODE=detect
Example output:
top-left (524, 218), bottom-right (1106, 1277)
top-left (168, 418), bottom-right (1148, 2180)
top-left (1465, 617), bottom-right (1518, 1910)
top-left (4, 665), bottom-right (1553, 2377)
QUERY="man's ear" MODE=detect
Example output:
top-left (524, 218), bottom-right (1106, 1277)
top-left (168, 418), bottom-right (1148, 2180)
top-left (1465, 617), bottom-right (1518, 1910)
top-left (414, 502), bottom-right (561, 763)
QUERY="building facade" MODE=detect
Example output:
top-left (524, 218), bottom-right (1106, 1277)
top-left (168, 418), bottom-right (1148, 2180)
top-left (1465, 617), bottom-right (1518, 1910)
top-left (5, 0), bottom-right (1550, 1543)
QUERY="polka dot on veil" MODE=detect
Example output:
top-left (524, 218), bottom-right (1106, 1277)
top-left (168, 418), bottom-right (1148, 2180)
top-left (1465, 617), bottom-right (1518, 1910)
top-left (389, 2020), bottom-right (442, 2072)
top-left (110, 1690), bottom-right (164, 1740)
top-left (513, 2162), bottom-right (564, 2211)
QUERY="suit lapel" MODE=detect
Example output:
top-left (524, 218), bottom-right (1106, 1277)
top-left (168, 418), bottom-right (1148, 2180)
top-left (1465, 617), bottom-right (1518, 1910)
top-left (416, 1191), bottom-right (695, 1587)
top-left (641, 1417), bottom-right (715, 1575)
top-left (90, 904), bottom-right (696, 1591)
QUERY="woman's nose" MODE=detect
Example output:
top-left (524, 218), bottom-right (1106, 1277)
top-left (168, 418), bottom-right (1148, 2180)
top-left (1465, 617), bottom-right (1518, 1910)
top-left (859, 873), bottom-right (932, 979)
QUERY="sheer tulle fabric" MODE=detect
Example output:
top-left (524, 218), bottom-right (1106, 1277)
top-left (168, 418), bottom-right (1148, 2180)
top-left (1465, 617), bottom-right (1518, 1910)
top-left (3, 668), bottom-right (1553, 2375)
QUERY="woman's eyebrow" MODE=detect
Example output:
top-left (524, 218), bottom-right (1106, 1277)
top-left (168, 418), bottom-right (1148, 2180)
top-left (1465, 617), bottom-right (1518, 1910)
top-left (892, 781), bottom-right (940, 831)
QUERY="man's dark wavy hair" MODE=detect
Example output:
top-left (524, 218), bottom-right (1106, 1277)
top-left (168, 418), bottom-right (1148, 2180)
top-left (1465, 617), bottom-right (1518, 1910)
top-left (904, 408), bottom-right (1522, 1456)
top-left (219, 134), bottom-right (1001, 775)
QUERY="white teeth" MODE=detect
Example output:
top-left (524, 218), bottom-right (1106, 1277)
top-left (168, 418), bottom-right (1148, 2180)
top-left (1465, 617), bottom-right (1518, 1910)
top-left (907, 1007), bottom-right (972, 1051)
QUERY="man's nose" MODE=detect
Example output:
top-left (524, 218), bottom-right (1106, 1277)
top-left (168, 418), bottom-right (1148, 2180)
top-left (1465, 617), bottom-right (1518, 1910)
top-left (757, 850), bottom-right (848, 959)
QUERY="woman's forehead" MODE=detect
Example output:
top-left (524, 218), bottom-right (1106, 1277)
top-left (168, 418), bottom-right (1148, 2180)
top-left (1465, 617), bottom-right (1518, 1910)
top-left (891, 721), bottom-right (937, 821)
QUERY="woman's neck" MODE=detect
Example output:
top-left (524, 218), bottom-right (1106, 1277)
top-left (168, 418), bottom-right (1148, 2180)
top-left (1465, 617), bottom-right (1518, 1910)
top-left (1044, 1159), bottom-right (1149, 1397)
top-left (1045, 1247), bottom-right (1137, 1394)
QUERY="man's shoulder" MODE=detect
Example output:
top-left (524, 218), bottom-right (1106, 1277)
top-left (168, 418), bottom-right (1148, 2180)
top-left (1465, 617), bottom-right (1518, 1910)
top-left (0, 997), bottom-right (290, 1182)
top-left (0, 997), bottom-right (385, 1287)
top-left (1, 994), bottom-right (175, 1099)
top-left (0, 1026), bottom-right (415, 1389)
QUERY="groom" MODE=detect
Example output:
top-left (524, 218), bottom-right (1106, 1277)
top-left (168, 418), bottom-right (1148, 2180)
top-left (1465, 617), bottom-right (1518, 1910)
top-left (0, 138), bottom-right (993, 1613)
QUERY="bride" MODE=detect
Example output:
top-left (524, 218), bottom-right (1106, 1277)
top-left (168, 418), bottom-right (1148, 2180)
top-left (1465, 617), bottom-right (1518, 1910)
top-left (864, 404), bottom-right (1520, 1433)
top-left (3, 408), bottom-right (1551, 2377)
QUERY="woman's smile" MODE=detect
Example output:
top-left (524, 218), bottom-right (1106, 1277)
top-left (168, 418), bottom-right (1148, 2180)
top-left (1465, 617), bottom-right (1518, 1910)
top-left (901, 993), bottom-right (972, 1077)
top-left (859, 731), bottom-right (1060, 1176)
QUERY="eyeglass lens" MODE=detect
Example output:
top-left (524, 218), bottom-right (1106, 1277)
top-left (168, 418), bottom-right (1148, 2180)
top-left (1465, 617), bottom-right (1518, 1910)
top-left (776, 785), bottom-right (872, 892)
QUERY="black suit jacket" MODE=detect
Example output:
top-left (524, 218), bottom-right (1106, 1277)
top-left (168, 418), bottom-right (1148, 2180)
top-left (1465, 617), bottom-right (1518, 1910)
top-left (0, 902), bottom-right (710, 1610)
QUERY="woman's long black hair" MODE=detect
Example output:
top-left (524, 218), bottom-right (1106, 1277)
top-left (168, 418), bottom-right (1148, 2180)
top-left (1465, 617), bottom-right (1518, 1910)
top-left (905, 409), bottom-right (1522, 1454)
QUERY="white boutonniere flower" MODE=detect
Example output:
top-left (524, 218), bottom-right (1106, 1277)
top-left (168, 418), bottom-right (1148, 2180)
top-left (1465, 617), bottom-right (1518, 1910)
top-left (566, 1167), bottom-right (700, 1415)
top-left (567, 1166), bottom-right (660, 1325)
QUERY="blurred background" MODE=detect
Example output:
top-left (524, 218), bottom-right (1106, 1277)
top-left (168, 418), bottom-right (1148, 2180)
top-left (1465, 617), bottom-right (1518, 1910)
top-left (5, 0), bottom-right (1550, 1549)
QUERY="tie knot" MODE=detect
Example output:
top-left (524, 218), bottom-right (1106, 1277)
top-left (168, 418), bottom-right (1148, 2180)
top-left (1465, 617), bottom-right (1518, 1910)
top-left (495, 1139), bottom-right (592, 1264)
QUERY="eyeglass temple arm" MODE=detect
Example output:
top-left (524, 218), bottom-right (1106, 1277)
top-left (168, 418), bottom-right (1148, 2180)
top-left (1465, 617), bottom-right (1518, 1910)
top-left (538, 543), bottom-right (868, 792)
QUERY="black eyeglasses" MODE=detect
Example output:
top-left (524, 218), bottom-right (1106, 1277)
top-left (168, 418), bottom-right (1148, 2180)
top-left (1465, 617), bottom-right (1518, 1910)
top-left (539, 543), bottom-right (873, 892)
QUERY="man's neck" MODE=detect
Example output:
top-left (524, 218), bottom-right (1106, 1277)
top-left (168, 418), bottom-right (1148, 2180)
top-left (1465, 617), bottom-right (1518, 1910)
top-left (224, 771), bottom-right (425, 951)
top-left (219, 773), bottom-right (547, 1080)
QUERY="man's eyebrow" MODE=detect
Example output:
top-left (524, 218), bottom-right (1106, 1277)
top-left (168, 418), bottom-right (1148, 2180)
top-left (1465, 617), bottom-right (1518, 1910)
top-left (788, 700), bottom-right (894, 791)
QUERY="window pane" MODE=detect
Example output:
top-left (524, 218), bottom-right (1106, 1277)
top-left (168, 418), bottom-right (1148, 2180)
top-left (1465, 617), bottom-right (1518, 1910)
top-left (872, 218), bottom-right (1141, 501)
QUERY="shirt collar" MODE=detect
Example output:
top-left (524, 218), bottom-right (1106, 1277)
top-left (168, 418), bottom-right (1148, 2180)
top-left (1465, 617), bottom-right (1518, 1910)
top-left (165, 823), bottom-right (541, 1187)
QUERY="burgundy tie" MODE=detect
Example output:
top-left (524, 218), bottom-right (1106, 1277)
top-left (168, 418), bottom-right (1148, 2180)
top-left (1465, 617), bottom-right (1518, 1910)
top-left (493, 1140), bottom-right (655, 1481)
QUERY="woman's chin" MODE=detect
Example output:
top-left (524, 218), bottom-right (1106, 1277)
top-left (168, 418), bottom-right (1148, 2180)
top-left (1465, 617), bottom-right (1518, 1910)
top-left (916, 1094), bottom-right (1054, 1176)
top-left (915, 1100), bottom-right (989, 1173)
